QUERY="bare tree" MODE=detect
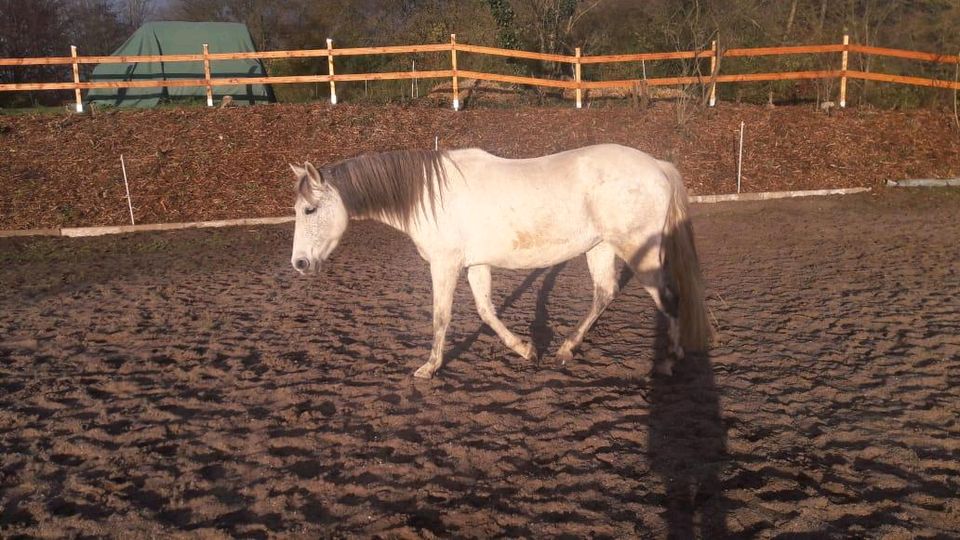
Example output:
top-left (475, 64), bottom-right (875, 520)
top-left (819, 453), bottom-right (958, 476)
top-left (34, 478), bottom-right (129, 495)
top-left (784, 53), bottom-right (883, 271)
top-left (0, 0), bottom-right (70, 106)
top-left (116, 0), bottom-right (156, 31)
top-left (170, 0), bottom-right (285, 49)
top-left (782, 0), bottom-right (799, 42)
top-left (844, 0), bottom-right (905, 105)
top-left (494, 0), bottom-right (605, 76)
top-left (64, 0), bottom-right (126, 54)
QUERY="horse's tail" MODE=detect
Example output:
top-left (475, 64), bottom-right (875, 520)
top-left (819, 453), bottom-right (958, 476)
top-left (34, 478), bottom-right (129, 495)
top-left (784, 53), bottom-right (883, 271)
top-left (659, 160), bottom-right (713, 351)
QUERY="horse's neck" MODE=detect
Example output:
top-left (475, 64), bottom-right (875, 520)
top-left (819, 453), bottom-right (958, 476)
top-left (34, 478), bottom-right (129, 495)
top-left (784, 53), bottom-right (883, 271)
top-left (344, 170), bottom-right (451, 240)
top-left (350, 193), bottom-right (445, 238)
top-left (354, 212), bottom-right (413, 236)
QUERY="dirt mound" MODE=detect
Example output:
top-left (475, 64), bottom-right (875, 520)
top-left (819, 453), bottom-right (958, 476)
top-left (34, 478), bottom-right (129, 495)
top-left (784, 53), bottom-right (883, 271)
top-left (1, 102), bottom-right (958, 229)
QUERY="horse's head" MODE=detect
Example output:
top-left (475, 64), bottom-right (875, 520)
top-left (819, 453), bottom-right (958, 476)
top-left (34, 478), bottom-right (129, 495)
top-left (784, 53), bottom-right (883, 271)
top-left (290, 162), bottom-right (348, 275)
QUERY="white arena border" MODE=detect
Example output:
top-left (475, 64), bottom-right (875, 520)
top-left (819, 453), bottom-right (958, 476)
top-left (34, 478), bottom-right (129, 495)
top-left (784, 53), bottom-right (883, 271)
top-left (60, 216), bottom-right (295, 238)
top-left (0, 187), bottom-right (874, 239)
top-left (0, 217), bottom-right (294, 239)
top-left (886, 178), bottom-right (960, 188)
top-left (689, 186), bottom-right (870, 203)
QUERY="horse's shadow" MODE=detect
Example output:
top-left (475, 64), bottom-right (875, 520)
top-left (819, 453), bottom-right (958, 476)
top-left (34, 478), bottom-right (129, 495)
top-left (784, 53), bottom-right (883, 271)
top-left (449, 262), bottom-right (730, 537)
top-left (648, 311), bottom-right (730, 538)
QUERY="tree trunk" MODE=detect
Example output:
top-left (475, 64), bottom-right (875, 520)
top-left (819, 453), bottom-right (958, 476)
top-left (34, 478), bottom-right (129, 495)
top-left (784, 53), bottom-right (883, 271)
top-left (818, 0), bottom-right (828, 36)
top-left (783, 0), bottom-right (799, 42)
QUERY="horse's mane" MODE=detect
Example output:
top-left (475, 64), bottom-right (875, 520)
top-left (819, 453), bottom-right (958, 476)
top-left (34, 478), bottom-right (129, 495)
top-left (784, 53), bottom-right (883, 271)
top-left (300, 150), bottom-right (448, 224)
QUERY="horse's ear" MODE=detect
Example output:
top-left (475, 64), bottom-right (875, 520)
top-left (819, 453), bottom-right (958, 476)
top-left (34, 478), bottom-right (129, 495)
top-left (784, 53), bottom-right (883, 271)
top-left (304, 162), bottom-right (324, 186)
top-left (290, 163), bottom-right (307, 179)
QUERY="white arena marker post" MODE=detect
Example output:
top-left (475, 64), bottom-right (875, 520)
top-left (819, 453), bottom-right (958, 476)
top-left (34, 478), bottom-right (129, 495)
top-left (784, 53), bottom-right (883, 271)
top-left (737, 121), bottom-right (745, 194)
top-left (121, 154), bottom-right (135, 225)
top-left (327, 38), bottom-right (337, 105)
top-left (411, 60), bottom-right (419, 98)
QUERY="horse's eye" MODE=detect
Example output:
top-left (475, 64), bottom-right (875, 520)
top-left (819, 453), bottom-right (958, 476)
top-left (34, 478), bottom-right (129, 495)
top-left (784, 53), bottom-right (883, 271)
top-left (304, 207), bottom-right (317, 215)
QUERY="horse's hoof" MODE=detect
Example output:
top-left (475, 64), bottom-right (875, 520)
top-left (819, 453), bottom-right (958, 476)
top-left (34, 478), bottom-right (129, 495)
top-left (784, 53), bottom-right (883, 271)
top-left (413, 365), bottom-right (434, 379)
top-left (518, 341), bottom-right (538, 361)
top-left (555, 349), bottom-right (574, 365)
top-left (653, 358), bottom-right (674, 377)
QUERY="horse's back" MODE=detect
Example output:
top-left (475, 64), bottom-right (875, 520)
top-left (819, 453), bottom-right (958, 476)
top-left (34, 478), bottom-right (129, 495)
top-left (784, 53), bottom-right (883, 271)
top-left (428, 145), bottom-right (677, 269)
top-left (448, 144), bottom-right (670, 191)
top-left (444, 148), bottom-right (603, 267)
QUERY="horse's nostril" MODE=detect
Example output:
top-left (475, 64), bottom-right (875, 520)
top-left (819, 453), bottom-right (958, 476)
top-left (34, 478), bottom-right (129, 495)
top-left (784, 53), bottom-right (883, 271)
top-left (294, 258), bottom-right (309, 271)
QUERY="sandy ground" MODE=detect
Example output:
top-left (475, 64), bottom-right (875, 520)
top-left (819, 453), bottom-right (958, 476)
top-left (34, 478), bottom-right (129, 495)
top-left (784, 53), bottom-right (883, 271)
top-left (1, 188), bottom-right (958, 538)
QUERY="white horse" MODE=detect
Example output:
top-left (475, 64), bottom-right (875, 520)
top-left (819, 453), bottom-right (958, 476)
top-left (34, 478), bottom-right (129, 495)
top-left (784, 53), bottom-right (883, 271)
top-left (290, 144), bottom-right (711, 378)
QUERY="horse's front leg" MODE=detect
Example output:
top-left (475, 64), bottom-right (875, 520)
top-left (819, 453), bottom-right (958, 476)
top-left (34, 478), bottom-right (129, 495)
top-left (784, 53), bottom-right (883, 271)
top-left (413, 261), bottom-right (460, 379)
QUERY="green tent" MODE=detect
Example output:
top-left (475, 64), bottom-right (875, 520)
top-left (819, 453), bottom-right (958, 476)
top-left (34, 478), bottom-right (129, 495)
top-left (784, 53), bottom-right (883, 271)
top-left (86, 21), bottom-right (275, 107)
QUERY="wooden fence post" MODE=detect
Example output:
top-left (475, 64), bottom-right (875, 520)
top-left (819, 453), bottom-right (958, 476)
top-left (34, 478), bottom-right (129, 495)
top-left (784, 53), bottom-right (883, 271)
top-left (575, 47), bottom-right (583, 108)
top-left (202, 44), bottom-right (213, 107)
top-left (451, 34), bottom-right (459, 110)
top-left (327, 38), bottom-right (337, 104)
top-left (639, 80), bottom-right (650, 109)
top-left (70, 45), bottom-right (83, 113)
top-left (840, 34), bottom-right (849, 108)
top-left (709, 40), bottom-right (718, 106)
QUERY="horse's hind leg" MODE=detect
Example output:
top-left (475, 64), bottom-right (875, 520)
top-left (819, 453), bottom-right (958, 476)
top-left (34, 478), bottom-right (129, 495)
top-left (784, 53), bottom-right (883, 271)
top-left (467, 265), bottom-right (537, 361)
top-left (556, 242), bottom-right (618, 364)
top-left (617, 235), bottom-right (682, 376)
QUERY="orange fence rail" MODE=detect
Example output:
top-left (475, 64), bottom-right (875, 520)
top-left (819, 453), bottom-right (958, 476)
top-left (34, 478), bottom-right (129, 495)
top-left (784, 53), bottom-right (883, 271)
top-left (1, 34), bottom-right (957, 112)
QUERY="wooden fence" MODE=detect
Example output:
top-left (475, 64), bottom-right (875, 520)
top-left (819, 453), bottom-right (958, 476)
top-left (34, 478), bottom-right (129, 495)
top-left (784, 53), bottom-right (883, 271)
top-left (1, 34), bottom-right (958, 112)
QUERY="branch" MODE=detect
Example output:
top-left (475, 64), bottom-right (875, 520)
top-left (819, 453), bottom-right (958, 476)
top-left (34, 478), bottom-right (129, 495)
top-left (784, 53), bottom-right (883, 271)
top-left (565, 0), bottom-right (605, 35)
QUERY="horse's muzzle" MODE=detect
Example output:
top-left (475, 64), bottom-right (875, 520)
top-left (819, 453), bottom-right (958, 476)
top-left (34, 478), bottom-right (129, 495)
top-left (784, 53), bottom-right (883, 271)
top-left (291, 256), bottom-right (320, 275)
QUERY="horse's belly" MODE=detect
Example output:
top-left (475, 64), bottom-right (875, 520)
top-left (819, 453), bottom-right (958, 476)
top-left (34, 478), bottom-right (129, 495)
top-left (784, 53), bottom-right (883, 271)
top-left (454, 184), bottom-right (602, 269)
top-left (465, 228), bottom-right (599, 269)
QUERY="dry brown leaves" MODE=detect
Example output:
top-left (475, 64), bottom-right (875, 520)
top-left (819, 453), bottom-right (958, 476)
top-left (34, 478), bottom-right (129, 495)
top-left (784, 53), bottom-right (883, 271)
top-left (1, 102), bottom-right (958, 229)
